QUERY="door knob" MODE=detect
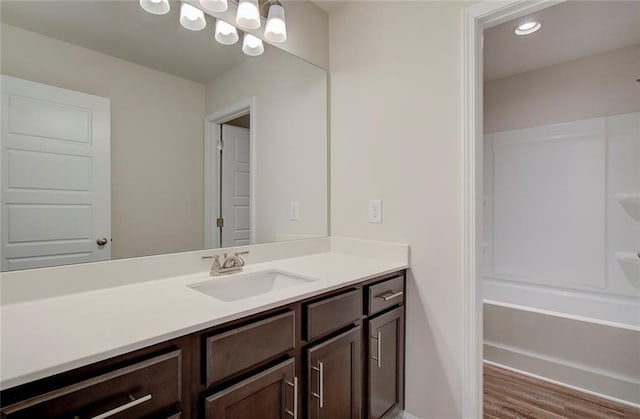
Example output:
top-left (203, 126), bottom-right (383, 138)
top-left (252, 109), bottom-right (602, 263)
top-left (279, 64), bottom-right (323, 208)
top-left (96, 237), bottom-right (109, 246)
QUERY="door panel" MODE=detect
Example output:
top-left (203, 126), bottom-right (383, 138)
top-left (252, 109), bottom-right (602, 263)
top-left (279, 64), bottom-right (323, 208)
top-left (1, 75), bottom-right (111, 270)
top-left (307, 326), bottom-right (361, 419)
top-left (205, 358), bottom-right (296, 419)
top-left (367, 307), bottom-right (404, 419)
top-left (221, 124), bottom-right (250, 247)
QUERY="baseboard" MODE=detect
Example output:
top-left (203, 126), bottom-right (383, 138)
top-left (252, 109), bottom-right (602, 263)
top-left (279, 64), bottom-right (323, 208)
top-left (397, 411), bottom-right (420, 419)
top-left (484, 342), bottom-right (640, 407)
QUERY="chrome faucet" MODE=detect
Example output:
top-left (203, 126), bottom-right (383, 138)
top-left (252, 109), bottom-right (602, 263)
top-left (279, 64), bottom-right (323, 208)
top-left (203, 251), bottom-right (250, 276)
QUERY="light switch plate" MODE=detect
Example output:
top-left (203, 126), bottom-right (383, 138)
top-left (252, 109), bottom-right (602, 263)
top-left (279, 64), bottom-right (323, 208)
top-left (289, 201), bottom-right (300, 221)
top-left (368, 199), bottom-right (382, 223)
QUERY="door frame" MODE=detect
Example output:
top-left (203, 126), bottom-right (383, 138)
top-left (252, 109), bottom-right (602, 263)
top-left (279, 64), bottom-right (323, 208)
top-left (461, 1), bottom-right (566, 417)
top-left (204, 97), bottom-right (256, 249)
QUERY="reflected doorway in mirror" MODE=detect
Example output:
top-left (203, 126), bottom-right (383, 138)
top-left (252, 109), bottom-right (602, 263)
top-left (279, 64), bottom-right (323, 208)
top-left (204, 98), bottom-right (256, 249)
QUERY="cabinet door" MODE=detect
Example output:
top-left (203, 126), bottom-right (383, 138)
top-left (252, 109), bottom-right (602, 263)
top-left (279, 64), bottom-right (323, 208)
top-left (367, 306), bottom-right (404, 419)
top-left (205, 358), bottom-right (297, 419)
top-left (306, 326), bottom-right (361, 419)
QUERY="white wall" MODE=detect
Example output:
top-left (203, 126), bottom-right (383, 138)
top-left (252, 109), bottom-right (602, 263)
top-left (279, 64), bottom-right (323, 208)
top-left (329, 2), bottom-right (471, 418)
top-left (484, 44), bottom-right (640, 133)
top-left (205, 49), bottom-right (328, 244)
top-left (1, 24), bottom-right (206, 259)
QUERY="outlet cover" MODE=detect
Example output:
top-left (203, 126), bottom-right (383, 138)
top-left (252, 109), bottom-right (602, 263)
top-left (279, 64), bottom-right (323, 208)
top-left (289, 201), bottom-right (300, 221)
top-left (368, 199), bottom-right (382, 223)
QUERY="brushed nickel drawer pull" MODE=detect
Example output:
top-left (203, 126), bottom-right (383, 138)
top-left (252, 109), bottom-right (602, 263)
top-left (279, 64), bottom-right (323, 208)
top-left (284, 376), bottom-right (298, 418)
top-left (311, 362), bottom-right (324, 408)
top-left (376, 291), bottom-right (403, 301)
top-left (371, 331), bottom-right (382, 367)
top-left (90, 394), bottom-right (152, 419)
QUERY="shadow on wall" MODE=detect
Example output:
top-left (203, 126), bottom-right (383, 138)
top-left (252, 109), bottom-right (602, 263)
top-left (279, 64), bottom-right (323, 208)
top-left (405, 270), bottom-right (461, 418)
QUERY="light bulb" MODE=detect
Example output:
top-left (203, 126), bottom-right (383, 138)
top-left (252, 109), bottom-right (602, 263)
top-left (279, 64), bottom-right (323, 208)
top-left (515, 21), bottom-right (541, 35)
top-left (242, 33), bottom-right (264, 56)
top-left (215, 19), bottom-right (239, 45)
top-left (264, 3), bottom-right (286, 43)
top-left (200, 0), bottom-right (228, 13)
top-left (180, 2), bottom-right (207, 31)
top-left (139, 0), bottom-right (170, 15)
top-left (236, 0), bottom-right (260, 30)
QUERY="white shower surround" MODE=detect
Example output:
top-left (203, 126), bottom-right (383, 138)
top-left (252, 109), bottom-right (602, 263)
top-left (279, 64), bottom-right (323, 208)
top-left (483, 112), bottom-right (640, 328)
top-left (482, 112), bottom-right (640, 406)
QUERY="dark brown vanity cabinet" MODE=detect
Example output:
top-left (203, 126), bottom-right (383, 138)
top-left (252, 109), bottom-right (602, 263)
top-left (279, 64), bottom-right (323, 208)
top-left (204, 358), bottom-right (297, 419)
top-left (306, 326), bottom-right (362, 419)
top-left (302, 288), bottom-right (363, 419)
top-left (366, 307), bottom-right (405, 419)
top-left (365, 275), bottom-right (406, 419)
top-left (0, 270), bottom-right (406, 419)
top-left (0, 349), bottom-right (185, 419)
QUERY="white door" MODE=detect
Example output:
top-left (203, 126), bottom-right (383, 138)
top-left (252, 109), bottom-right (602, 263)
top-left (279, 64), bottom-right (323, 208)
top-left (220, 124), bottom-right (251, 247)
top-left (1, 75), bottom-right (110, 271)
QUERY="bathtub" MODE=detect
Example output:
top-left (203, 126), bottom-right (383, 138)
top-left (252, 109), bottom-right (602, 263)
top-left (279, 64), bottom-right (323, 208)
top-left (483, 284), bottom-right (640, 408)
top-left (484, 278), bottom-right (640, 330)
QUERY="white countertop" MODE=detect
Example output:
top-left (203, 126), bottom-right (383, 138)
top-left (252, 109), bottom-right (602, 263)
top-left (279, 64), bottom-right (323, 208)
top-left (0, 252), bottom-right (407, 390)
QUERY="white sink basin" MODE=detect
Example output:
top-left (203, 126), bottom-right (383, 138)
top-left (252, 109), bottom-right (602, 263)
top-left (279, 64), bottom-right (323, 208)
top-left (188, 270), bottom-right (318, 302)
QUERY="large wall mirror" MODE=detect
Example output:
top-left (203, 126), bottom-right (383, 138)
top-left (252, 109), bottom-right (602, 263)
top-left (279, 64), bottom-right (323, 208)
top-left (0, 1), bottom-right (328, 272)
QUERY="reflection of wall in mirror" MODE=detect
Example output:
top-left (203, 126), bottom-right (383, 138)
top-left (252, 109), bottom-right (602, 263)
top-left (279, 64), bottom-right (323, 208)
top-left (205, 50), bottom-right (328, 244)
top-left (1, 23), bottom-right (206, 260)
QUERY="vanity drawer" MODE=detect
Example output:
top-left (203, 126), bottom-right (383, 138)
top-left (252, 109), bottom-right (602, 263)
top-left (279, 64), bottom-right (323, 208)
top-left (367, 275), bottom-right (405, 315)
top-left (305, 288), bottom-right (362, 341)
top-left (1, 350), bottom-right (182, 419)
top-left (205, 311), bottom-right (295, 386)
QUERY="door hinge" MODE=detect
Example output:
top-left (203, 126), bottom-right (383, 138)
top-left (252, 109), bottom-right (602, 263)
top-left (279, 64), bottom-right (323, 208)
top-left (216, 217), bottom-right (224, 228)
top-left (217, 139), bottom-right (224, 151)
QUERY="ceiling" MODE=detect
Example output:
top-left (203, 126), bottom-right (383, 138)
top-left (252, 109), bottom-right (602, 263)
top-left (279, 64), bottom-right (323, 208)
top-left (484, 0), bottom-right (640, 81)
top-left (309, 0), bottom-right (343, 14)
top-left (0, 0), bottom-right (253, 84)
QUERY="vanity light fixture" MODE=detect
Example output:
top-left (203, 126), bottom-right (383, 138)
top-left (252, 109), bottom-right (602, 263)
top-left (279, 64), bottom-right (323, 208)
top-left (215, 19), bottom-right (239, 45)
top-left (264, 0), bottom-right (287, 43)
top-left (140, 0), bottom-right (276, 56)
top-left (236, 0), bottom-right (261, 30)
top-left (242, 33), bottom-right (264, 56)
top-left (200, 0), bottom-right (228, 13)
top-left (139, 0), bottom-right (170, 15)
top-left (180, 2), bottom-right (207, 31)
top-left (515, 21), bottom-right (541, 35)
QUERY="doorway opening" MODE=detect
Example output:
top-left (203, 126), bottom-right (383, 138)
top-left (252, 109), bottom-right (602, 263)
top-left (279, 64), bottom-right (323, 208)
top-left (204, 98), bottom-right (256, 249)
top-left (463, 0), bottom-right (640, 417)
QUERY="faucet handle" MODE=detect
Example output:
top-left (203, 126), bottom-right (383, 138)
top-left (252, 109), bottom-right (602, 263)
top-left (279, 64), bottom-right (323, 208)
top-left (234, 250), bottom-right (249, 266)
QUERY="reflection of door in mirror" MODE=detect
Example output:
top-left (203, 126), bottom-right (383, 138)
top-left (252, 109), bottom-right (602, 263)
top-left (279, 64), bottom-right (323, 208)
top-left (1, 76), bottom-right (111, 271)
top-left (220, 122), bottom-right (251, 248)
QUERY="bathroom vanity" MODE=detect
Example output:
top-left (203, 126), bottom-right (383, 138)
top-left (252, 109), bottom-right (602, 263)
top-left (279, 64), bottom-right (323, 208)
top-left (0, 248), bottom-right (407, 419)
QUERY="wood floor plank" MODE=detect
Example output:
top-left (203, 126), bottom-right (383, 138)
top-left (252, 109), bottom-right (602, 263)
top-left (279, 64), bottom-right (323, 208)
top-left (484, 363), bottom-right (640, 419)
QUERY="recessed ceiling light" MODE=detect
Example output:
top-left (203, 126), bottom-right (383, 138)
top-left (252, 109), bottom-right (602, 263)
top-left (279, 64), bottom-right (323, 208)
top-left (515, 21), bottom-right (541, 36)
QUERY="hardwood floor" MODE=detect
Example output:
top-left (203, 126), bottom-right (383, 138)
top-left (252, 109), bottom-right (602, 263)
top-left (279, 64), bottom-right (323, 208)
top-left (484, 363), bottom-right (640, 419)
